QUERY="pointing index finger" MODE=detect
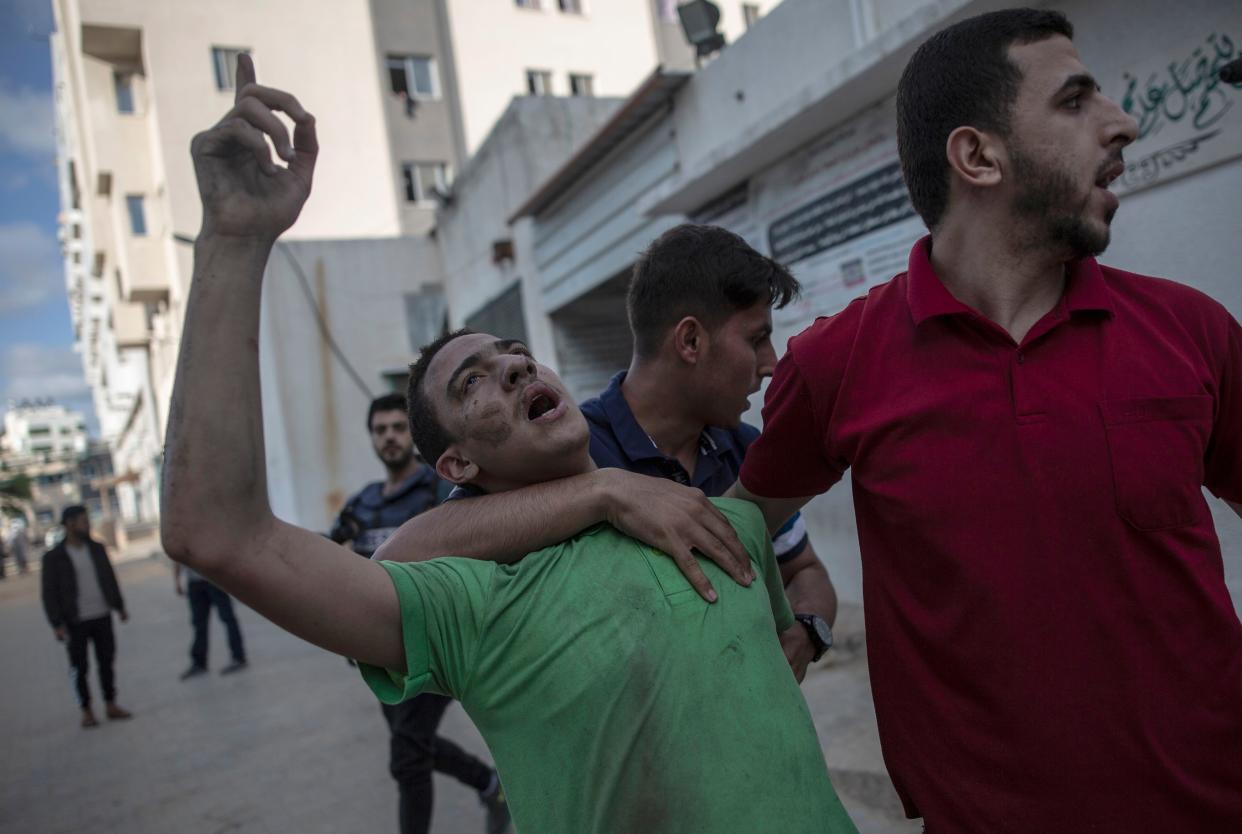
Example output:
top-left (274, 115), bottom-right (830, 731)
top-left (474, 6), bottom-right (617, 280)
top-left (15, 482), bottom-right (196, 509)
top-left (234, 52), bottom-right (256, 106)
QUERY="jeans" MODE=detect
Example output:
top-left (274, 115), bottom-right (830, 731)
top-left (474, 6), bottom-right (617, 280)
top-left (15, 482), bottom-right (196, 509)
top-left (382, 693), bottom-right (493, 834)
top-left (66, 615), bottom-right (116, 707)
top-left (187, 579), bottom-right (246, 667)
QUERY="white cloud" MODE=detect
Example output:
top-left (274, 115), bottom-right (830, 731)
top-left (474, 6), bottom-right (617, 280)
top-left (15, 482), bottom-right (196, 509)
top-left (0, 342), bottom-right (96, 430)
top-left (0, 221), bottom-right (65, 315)
top-left (0, 83), bottom-right (55, 157)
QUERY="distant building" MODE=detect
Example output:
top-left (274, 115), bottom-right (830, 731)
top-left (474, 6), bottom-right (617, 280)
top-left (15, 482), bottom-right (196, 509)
top-left (1, 401), bottom-right (88, 458)
top-left (0, 401), bottom-right (120, 547)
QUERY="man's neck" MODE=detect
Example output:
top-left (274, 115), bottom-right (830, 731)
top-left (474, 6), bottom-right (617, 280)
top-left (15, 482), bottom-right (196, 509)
top-left (623, 359), bottom-right (705, 473)
top-left (382, 458), bottom-right (422, 495)
top-left (930, 215), bottom-right (1071, 344)
top-left (65, 534), bottom-right (87, 548)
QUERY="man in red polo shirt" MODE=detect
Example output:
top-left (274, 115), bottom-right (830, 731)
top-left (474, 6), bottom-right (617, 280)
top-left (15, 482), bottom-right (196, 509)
top-left (731, 8), bottom-right (1242, 833)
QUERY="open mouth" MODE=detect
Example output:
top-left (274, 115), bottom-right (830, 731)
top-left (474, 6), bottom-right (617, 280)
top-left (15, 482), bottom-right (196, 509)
top-left (1095, 159), bottom-right (1124, 189)
top-left (523, 382), bottom-right (561, 421)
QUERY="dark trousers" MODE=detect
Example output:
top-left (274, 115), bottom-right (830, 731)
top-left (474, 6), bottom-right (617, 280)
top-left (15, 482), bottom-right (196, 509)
top-left (382, 693), bottom-right (493, 834)
top-left (66, 615), bottom-right (116, 707)
top-left (188, 579), bottom-right (246, 667)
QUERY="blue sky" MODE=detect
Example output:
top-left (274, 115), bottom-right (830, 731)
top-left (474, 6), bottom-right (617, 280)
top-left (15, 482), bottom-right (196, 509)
top-left (0, 0), bottom-right (99, 434)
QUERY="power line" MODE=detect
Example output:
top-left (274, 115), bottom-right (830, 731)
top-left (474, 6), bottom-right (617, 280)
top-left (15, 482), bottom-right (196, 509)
top-left (273, 241), bottom-right (376, 402)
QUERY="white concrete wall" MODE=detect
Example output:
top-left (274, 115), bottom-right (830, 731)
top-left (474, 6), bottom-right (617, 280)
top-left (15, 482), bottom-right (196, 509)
top-left (668, 0), bottom-right (862, 178)
top-left (436, 96), bottom-right (623, 352)
top-left (442, 0), bottom-right (663, 153)
top-left (258, 237), bottom-right (443, 532)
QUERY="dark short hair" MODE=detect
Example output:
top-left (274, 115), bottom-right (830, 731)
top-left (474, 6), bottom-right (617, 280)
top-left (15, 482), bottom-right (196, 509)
top-left (896, 8), bottom-right (1074, 229)
top-left (405, 328), bottom-right (475, 467)
top-left (61, 504), bottom-right (87, 525)
top-left (627, 224), bottom-right (800, 359)
top-left (366, 392), bottom-right (407, 432)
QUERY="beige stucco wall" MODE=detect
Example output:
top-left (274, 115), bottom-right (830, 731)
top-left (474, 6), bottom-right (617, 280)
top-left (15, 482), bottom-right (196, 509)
top-left (441, 0), bottom-right (663, 153)
top-left (370, 0), bottom-right (463, 235)
top-left (65, 0), bottom-right (402, 247)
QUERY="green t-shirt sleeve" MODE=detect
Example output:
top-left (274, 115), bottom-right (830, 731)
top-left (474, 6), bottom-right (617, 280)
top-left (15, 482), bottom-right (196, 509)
top-left (710, 498), bottom-right (795, 632)
top-left (358, 558), bottom-right (496, 705)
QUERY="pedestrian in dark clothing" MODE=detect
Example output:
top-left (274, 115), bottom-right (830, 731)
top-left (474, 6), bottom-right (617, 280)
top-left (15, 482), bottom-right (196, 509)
top-left (40, 505), bottom-right (133, 728)
top-left (329, 393), bottom-right (510, 834)
top-left (174, 563), bottom-right (248, 679)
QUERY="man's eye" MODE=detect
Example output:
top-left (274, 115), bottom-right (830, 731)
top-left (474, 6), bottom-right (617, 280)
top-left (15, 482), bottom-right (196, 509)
top-left (463, 373), bottom-right (483, 391)
top-left (1065, 95), bottom-right (1081, 110)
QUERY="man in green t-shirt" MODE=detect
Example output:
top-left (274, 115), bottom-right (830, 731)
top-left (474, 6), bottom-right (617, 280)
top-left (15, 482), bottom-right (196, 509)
top-left (162, 56), bottom-right (855, 834)
top-left (350, 329), bottom-right (856, 833)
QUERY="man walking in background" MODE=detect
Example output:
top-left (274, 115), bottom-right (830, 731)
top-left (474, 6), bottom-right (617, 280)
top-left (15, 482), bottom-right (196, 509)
top-left (331, 393), bottom-right (509, 834)
top-left (41, 505), bottom-right (133, 728)
top-left (174, 562), bottom-right (248, 679)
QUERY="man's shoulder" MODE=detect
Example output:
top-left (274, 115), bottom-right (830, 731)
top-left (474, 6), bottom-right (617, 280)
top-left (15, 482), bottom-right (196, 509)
top-left (1102, 264), bottom-right (1228, 312)
top-left (345, 480), bottom-right (386, 506)
top-left (1100, 265), bottom-right (1235, 342)
top-left (785, 280), bottom-right (896, 367)
top-left (708, 498), bottom-right (768, 557)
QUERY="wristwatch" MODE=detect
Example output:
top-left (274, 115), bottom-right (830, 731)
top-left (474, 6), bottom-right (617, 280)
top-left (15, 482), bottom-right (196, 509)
top-left (794, 613), bottom-right (833, 663)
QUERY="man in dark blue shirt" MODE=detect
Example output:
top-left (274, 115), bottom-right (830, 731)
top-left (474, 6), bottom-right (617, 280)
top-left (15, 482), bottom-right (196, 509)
top-left (581, 371), bottom-right (812, 565)
top-left (380, 225), bottom-right (837, 681)
top-left (331, 394), bottom-right (510, 834)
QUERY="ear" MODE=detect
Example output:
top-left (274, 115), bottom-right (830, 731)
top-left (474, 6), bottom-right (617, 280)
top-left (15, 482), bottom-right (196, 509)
top-left (671, 316), bottom-right (708, 365)
top-left (434, 446), bottom-right (480, 485)
top-left (945, 126), bottom-right (1004, 190)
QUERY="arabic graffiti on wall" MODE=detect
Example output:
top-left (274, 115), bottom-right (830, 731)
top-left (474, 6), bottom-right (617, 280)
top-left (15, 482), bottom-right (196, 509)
top-left (1113, 30), bottom-right (1241, 195)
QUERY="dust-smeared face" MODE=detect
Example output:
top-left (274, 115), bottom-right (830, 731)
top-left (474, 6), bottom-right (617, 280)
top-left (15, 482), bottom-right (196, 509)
top-left (425, 333), bottom-right (591, 489)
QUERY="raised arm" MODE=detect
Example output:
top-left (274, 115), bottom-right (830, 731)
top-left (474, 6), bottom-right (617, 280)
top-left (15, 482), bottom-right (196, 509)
top-left (160, 55), bottom-right (402, 672)
top-left (378, 467), bottom-right (755, 602)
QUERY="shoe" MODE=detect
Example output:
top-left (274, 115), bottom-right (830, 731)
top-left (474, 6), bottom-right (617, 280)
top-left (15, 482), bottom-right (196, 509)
top-left (81, 708), bottom-right (98, 728)
top-left (220, 660), bottom-right (248, 676)
top-left (480, 777), bottom-right (513, 834)
top-left (104, 702), bottom-right (132, 720)
top-left (179, 665), bottom-right (208, 681)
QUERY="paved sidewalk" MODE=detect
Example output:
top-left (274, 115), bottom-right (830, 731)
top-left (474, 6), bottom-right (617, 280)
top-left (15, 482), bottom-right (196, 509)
top-left (0, 554), bottom-right (918, 834)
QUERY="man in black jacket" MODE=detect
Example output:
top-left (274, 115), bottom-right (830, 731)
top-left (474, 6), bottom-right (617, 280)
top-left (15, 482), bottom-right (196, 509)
top-left (41, 505), bottom-right (133, 727)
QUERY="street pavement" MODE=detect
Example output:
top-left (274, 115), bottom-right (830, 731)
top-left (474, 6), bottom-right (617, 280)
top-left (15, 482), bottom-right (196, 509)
top-left (0, 551), bottom-right (919, 834)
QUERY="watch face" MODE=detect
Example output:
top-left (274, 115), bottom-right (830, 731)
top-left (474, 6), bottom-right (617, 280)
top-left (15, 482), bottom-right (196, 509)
top-left (812, 617), bottom-right (833, 649)
top-left (797, 614), bottom-right (833, 653)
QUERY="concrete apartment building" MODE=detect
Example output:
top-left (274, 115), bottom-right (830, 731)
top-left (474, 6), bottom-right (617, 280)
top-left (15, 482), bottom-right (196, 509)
top-left (0, 401), bottom-right (88, 459)
top-left (436, 0), bottom-right (1242, 609)
top-left (51, 0), bottom-right (780, 531)
top-left (0, 402), bottom-right (122, 547)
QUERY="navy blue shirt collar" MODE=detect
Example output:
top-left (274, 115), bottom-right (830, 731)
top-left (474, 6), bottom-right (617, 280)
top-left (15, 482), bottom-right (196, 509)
top-left (594, 371), bottom-right (737, 488)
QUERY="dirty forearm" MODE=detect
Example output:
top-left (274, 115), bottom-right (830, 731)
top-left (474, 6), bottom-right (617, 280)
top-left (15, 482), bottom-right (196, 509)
top-left (161, 234), bottom-right (278, 565)
top-left (377, 471), bottom-right (613, 563)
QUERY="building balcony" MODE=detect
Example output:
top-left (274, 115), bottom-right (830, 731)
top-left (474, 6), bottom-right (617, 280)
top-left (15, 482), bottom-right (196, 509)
top-left (113, 301), bottom-right (149, 348)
